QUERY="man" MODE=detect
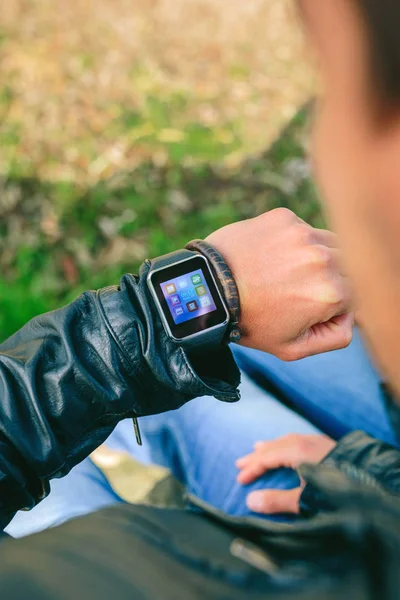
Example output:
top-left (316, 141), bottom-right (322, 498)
top-left (2, 1), bottom-right (400, 598)
top-left (0, 207), bottom-right (351, 531)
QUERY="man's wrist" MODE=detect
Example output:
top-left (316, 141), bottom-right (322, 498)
top-left (185, 239), bottom-right (242, 344)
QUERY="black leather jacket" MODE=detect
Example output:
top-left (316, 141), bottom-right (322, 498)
top-left (0, 260), bottom-right (240, 529)
top-left (2, 255), bottom-right (400, 553)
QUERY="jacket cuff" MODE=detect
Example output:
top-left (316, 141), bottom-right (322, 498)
top-left (98, 262), bottom-right (241, 417)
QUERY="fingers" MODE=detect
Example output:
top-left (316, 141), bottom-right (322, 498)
top-left (236, 438), bottom-right (297, 485)
top-left (301, 241), bottom-right (351, 316)
top-left (323, 247), bottom-right (347, 278)
top-left (237, 435), bottom-right (336, 514)
top-left (237, 435), bottom-right (336, 484)
top-left (236, 449), bottom-right (279, 485)
top-left (246, 488), bottom-right (302, 515)
top-left (236, 435), bottom-right (306, 484)
top-left (236, 458), bottom-right (269, 485)
top-left (315, 272), bottom-right (351, 316)
top-left (313, 228), bottom-right (337, 249)
top-left (308, 227), bottom-right (349, 304)
top-left (293, 312), bottom-right (354, 359)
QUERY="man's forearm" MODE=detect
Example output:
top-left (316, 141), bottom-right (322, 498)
top-left (0, 262), bottom-right (240, 528)
top-left (0, 207), bottom-right (353, 528)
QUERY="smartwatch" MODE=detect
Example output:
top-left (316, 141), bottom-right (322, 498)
top-left (147, 249), bottom-right (230, 351)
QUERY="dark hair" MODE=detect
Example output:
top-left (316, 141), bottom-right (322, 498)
top-left (358, 0), bottom-right (400, 106)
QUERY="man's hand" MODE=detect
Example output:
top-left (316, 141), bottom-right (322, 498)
top-left (206, 208), bottom-right (353, 359)
top-left (236, 434), bottom-right (336, 514)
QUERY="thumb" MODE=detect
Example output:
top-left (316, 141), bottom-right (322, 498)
top-left (246, 488), bottom-right (302, 515)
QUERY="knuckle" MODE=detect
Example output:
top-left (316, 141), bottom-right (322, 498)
top-left (315, 276), bottom-right (345, 307)
top-left (311, 244), bottom-right (332, 268)
top-left (277, 346), bottom-right (302, 362)
top-left (266, 495), bottom-right (280, 513)
top-left (271, 207), bottom-right (296, 223)
top-left (326, 281), bottom-right (345, 307)
top-left (295, 223), bottom-right (314, 246)
top-left (275, 348), bottom-right (292, 361)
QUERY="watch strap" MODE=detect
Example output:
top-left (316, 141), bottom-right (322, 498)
top-left (186, 239), bottom-right (242, 344)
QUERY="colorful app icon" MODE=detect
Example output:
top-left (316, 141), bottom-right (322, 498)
top-left (195, 285), bottom-right (206, 296)
top-left (174, 306), bottom-right (184, 317)
top-left (170, 294), bottom-right (181, 306)
top-left (179, 279), bottom-right (188, 289)
top-left (186, 300), bottom-right (199, 312)
top-left (165, 283), bottom-right (177, 295)
top-left (191, 273), bottom-right (202, 286)
top-left (199, 295), bottom-right (212, 308)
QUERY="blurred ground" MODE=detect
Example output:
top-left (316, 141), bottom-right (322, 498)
top-left (0, 0), bottom-right (313, 182)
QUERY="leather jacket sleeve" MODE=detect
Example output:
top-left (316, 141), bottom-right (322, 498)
top-left (0, 260), bottom-right (240, 528)
top-left (300, 430), bottom-right (400, 516)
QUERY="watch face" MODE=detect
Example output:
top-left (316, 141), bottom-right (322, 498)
top-left (148, 256), bottom-right (229, 340)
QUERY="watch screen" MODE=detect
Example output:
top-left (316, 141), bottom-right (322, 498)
top-left (149, 255), bottom-right (228, 340)
top-left (161, 268), bottom-right (217, 325)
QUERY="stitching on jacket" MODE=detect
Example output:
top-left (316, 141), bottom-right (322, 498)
top-left (94, 288), bottom-right (141, 377)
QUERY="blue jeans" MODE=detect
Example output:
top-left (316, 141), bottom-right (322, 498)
top-left (6, 329), bottom-right (396, 537)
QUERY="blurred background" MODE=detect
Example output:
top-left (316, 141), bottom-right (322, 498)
top-left (0, 0), bottom-right (319, 342)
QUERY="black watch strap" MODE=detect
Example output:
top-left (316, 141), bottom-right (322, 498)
top-left (185, 239), bottom-right (241, 344)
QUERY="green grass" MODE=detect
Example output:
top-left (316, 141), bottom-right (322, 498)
top-left (0, 104), bottom-right (321, 342)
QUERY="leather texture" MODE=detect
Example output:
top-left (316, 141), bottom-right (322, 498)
top-left (0, 260), bottom-right (240, 528)
top-left (186, 239), bottom-right (242, 344)
top-left (300, 429), bottom-right (400, 517)
top-left (3, 437), bottom-right (400, 599)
